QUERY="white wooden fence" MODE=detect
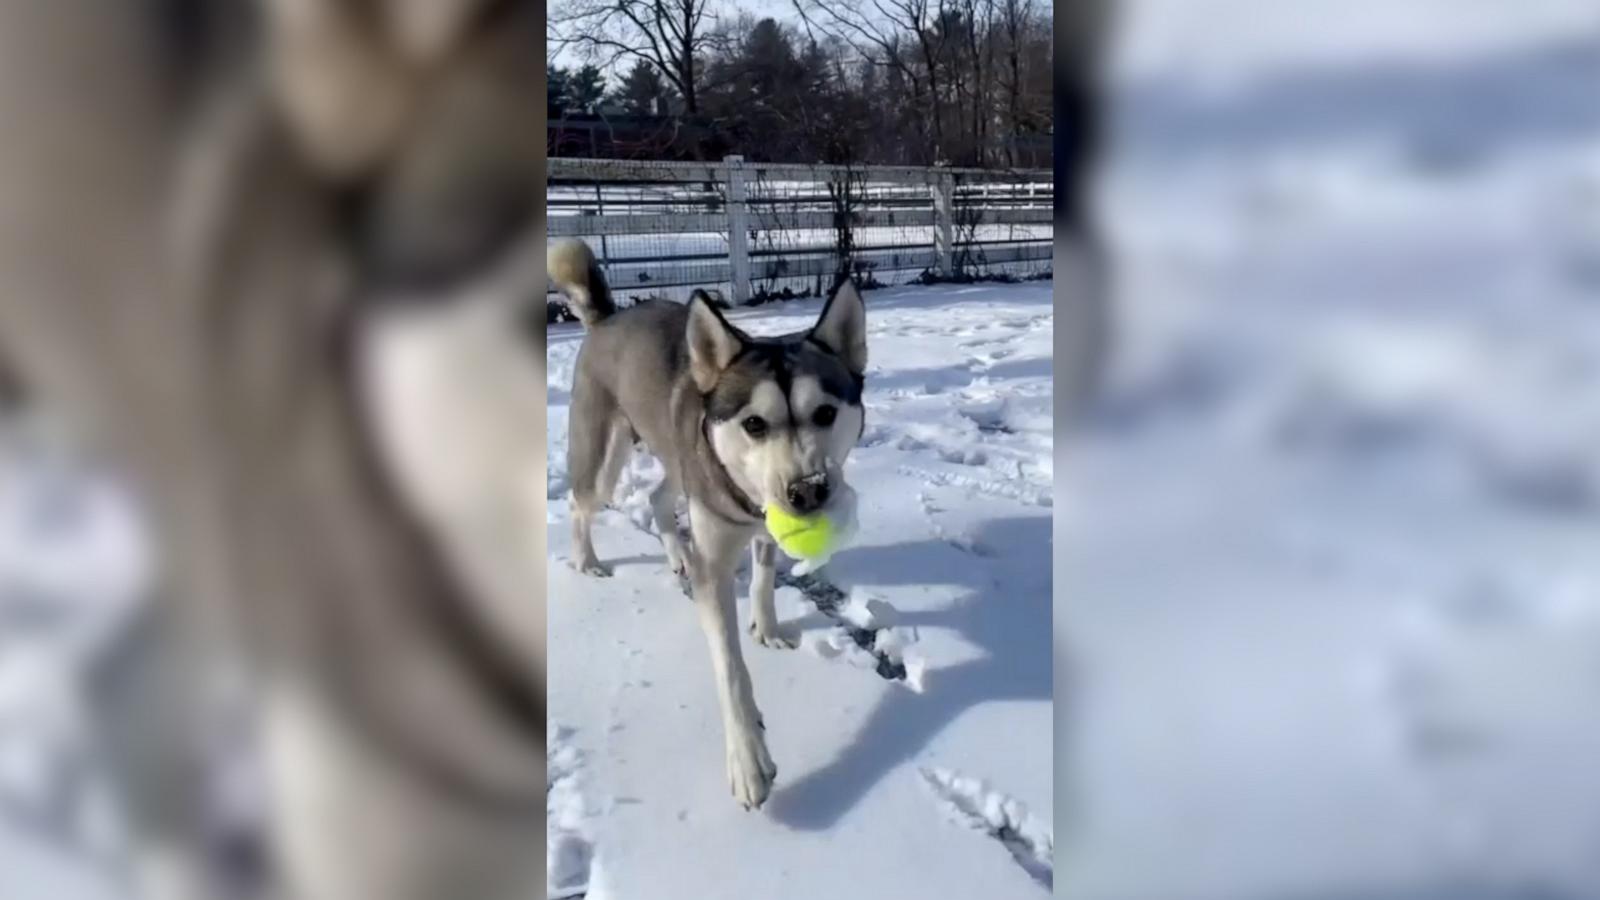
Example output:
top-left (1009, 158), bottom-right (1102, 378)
top-left (547, 156), bottom-right (1053, 305)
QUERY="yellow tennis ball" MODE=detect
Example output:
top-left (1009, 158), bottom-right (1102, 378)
top-left (765, 506), bottom-right (833, 560)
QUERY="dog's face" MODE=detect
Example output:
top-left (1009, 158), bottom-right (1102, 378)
top-left (688, 283), bottom-right (868, 517)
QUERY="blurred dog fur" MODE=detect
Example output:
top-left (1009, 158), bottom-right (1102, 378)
top-left (0, 2), bottom-right (548, 898)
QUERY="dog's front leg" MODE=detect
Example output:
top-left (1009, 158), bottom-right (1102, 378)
top-left (688, 501), bottom-right (777, 809)
top-left (748, 537), bottom-right (796, 648)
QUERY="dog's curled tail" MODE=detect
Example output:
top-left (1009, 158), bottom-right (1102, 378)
top-left (547, 238), bottom-right (615, 328)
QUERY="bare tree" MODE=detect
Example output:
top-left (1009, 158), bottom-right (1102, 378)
top-left (550, 0), bottom-right (720, 115)
top-left (930, 0), bottom-right (993, 166)
top-left (793, 0), bottom-right (947, 163)
top-left (995, 0), bottom-right (1034, 166)
top-left (961, 0), bottom-right (998, 165)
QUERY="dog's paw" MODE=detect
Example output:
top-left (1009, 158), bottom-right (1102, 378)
top-left (575, 558), bottom-right (613, 577)
top-left (750, 620), bottom-right (799, 650)
top-left (726, 725), bottom-right (777, 810)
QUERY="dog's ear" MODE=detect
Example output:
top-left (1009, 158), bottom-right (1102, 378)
top-left (263, 0), bottom-right (416, 179)
top-left (382, 0), bottom-right (493, 63)
top-left (687, 291), bottom-right (743, 392)
top-left (810, 280), bottom-right (867, 375)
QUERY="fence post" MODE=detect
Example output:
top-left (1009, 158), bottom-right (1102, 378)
top-left (932, 170), bottom-right (955, 279)
top-left (593, 182), bottom-right (610, 265)
top-left (724, 155), bottom-right (751, 305)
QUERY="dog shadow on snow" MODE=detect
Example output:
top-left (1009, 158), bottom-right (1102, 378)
top-left (762, 513), bottom-right (1055, 832)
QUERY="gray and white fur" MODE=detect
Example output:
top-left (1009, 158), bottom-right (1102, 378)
top-left (550, 236), bottom-right (867, 810)
top-left (0, 3), bottom-right (549, 899)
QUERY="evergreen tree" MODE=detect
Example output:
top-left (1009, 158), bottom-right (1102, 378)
top-left (566, 64), bottom-right (607, 115)
top-left (548, 64), bottom-right (571, 117)
top-left (611, 60), bottom-right (674, 116)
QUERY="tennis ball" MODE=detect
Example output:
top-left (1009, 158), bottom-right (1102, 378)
top-left (765, 506), bottom-right (833, 560)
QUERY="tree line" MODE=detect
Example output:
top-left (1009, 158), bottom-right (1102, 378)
top-left (548, 0), bottom-right (1053, 167)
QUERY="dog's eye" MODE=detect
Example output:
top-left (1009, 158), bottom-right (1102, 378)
top-left (741, 416), bottom-right (768, 437)
top-left (812, 405), bottom-right (837, 427)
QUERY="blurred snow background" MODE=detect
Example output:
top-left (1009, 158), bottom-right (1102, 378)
top-left (1061, 1), bottom-right (1600, 898)
top-left (0, 417), bottom-right (152, 899)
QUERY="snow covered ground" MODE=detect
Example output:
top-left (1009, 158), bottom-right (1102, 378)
top-left (1061, 1), bottom-right (1600, 898)
top-left (545, 281), bottom-right (1055, 899)
top-left (0, 427), bottom-right (150, 900)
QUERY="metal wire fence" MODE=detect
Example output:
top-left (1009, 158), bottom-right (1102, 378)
top-left (547, 157), bottom-right (1052, 316)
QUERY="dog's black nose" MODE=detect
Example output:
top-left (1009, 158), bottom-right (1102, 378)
top-left (787, 478), bottom-right (831, 515)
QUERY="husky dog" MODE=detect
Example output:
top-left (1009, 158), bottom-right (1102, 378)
top-left (0, 2), bottom-right (547, 899)
top-left (550, 237), bottom-right (867, 810)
